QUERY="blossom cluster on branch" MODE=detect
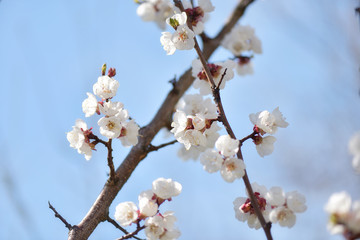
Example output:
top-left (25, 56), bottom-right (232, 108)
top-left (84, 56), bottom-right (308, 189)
top-left (115, 178), bottom-right (182, 240)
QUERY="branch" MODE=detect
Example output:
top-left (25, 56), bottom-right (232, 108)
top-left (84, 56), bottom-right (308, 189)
top-left (117, 226), bottom-right (146, 240)
top-left (67, 1), bottom-right (256, 239)
top-left (106, 139), bottom-right (117, 184)
top-left (48, 201), bottom-right (73, 231)
top-left (147, 140), bottom-right (178, 152)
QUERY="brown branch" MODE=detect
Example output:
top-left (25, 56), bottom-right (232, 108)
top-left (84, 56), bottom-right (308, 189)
top-left (106, 216), bottom-right (144, 240)
top-left (67, 1), bottom-right (256, 239)
top-left (240, 131), bottom-right (257, 144)
top-left (48, 201), bottom-right (73, 231)
top-left (117, 226), bottom-right (146, 240)
top-left (106, 139), bottom-right (117, 184)
top-left (147, 140), bottom-right (178, 152)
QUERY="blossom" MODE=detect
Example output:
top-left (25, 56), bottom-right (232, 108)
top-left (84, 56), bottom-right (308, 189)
top-left (220, 157), bottom-right (246, 182)
top-left (93, 75), bottom-right (119, 99)
top-left (160, 13), bottom-right (195, 55)
top-left (114, 201), bottom-right (139, 226)
top-left (171, 25), bottom-right (195, 50)
top-left (145, 212), bottom-right (181, 240)
top-left (200, 149), bottom-right (223, 173)
top-left (145, 215), bottom-right (166, 239)
top-left (118, 120), bottom-right (140, 147)
top-left (215, 135), bottom-right (239, 157)
top-left (139, 190), bottom-right (158, 217)
top-left (171, 110), bottom-right (218, 150)
top-left (254, 135), bottom-right (276, 157)
top-left (99, 101), bottom-right (126, 117)
top-left (137, 0), bottom-right (175, 30)
top-left (192, 59), bottom-right (236, 95)
top-left (176, 94), bottom-right (218, 119)
top-left (66, 119), bottom-right (93, 160)
top-left (222, 24), bottom-right (262, 55)
top-left (269, 206), bottom-right (296, 228)
top-left (249, 107), bottom-right (289, 134)
top-left (82, 92), bottom-right (99, 117)
top-left (152, 178), bottom-right (182, 200)
top-left (266, 188), bottom-right (307, 228)
top-left (98, 115), bottom-right (123, 139)
top-left (324, 191), bottom-right (360, 235)
top-left (160, 32), bottom-right (176, 55)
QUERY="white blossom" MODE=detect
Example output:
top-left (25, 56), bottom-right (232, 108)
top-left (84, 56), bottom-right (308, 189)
top-left (269, 206), bottom-right (296, 228)
top-left (119, 119), bottom-right (140, 147)
top-left (286, 191), bottom-right (307, 213)
top-left (171, 25), bottom-right (195, 50)
top-left (137, 0), bottom-right (175, 30)
top-left (215, 135), bottom-right (239, 157)
top-left (98, 115), bottom-right (123, 139)
top-left (139, 190), bottom-right (158, 217)
top-left (200, 149), bottom-right (223, 173)
top-left (114, 201), bottom-right (139, 227)
top-left (66, 119), bottom-right (93, 160)
top-left (220, 157), bottom-right (246, 182)
top-left (99, 101), bottom-right (126, 117)
top-left (222, 24), bottom-right (262, 55)
top-left (152, 178), bottom-right (182, 199)
top-left (255, 136), bottom-right (276, 157)
top-left (266, 187), bottom-right (286, 206)
top-left (145, 215), bottom-right (166, 240)
top-left (160, 32), bottom-right (176, 55)
top-left (82, 92), bottom-right (98, 117)
top-left (176, 94), bottom-right (218, 119)
top-left (93, 75), bottom-right (119, 99)
top-left (249, 107), bottom-right (289, 134)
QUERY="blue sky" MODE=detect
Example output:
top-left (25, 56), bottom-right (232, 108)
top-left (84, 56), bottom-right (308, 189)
top-left (0, 0), bottom-right (359, 239)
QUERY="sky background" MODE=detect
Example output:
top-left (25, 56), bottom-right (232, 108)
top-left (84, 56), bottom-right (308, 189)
top-left (0, 0), bottom-right (360, 239)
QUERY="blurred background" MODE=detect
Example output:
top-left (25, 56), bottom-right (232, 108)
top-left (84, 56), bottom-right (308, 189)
top-left (0, 0), bottom-right (359, 239)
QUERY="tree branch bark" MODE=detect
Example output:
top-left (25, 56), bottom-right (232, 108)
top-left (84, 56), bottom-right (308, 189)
top-left (67, 1), bottom-right (256, 239)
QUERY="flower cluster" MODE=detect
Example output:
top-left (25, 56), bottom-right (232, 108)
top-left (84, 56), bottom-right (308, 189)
top-left (66, 66), bottom-right (140, 160)
top-left (348, 131), bottom-right (360, 173)
top-left (324, 191), bottom-right (360, 238)
top-left (249, 107), bottom-right (289, 157)
top-left (175, 94), bottom-right (219, 160)
top-left (192, 59), bottom-right (236, 95)
top-left (222, 24), bottom-right (262, 76)
top-left (233, 183), bottom-right (307, 229)
top-left (136, 0), bottom-right (175, 30)
top-left (200, 135), bottom-right (245, 182)
top-left (114, 178), bottom-right (182, 240)
top-left (171, 108), bottom-right (220, 151)
top-left (160, 12), bottom-right (195, 55)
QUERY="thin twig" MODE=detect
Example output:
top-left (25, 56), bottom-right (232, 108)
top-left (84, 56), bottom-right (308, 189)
top-left (48, 201), bottom-right (73, 231)
top-left (106, 216), bottom-right (144, 240)
top-left (240, 131), bottom-right (256, 144)
top-left (147, 140), bottom-right (178, 152)
top-left (216, 68), bottom-right (227, 90)
top-left (117, 226), bottom-right (146, 240)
